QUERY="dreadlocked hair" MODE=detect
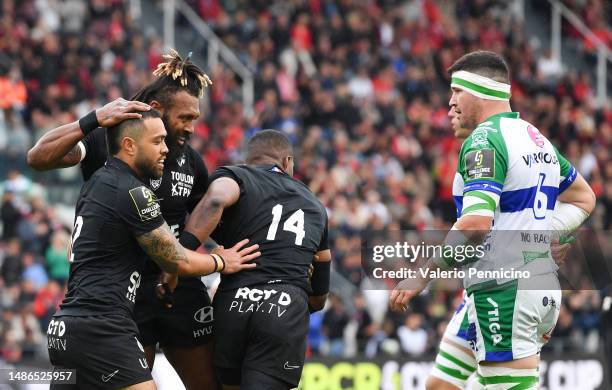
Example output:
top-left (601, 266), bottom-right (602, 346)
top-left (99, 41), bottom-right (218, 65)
top-left (131, 49), bottom-right (212, 107)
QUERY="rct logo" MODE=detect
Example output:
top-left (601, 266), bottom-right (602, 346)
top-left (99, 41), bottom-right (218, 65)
top-left (194, 306), bottom-right (214, 324)
top-left (234, 287), bottom-right (291, 306)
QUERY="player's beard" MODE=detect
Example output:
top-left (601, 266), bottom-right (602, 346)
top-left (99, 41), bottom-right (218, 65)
top-left (135, 154), bottom-right (163, 180)
top-left (163, 112), bottom-right (190, 160)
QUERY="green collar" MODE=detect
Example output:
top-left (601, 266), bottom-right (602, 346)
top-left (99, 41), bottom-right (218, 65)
top-left (480, 112), bottom-right (520, 124)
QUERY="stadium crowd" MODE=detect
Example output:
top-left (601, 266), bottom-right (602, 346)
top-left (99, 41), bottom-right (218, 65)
top-left (0, 0), bottom-right (610, 364)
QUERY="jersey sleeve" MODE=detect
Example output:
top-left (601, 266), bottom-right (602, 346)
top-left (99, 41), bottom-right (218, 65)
top-left (457, 127), bottom-right (508, 218)
top-left (187, 151), bottom-right (209, 212)
top-left (317, 213), bottom-right (330, 251)
top-left (208, 166), bottom-right (246, 196)
top-left (79, 127), bottom-right (109, 181)
top-left (116, 184), bottom-right (165, 236)
top-left (553, 146), bottom-right (577, 193)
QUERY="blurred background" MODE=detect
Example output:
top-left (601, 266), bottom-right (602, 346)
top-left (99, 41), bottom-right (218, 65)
top-left (0, 0), bottom-right (610, 389)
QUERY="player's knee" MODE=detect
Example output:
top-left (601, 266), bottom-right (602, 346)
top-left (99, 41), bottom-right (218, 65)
top-left (426, 375), bottom-right (462, 390)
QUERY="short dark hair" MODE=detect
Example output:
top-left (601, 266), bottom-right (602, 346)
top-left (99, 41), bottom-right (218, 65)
top-left (447, 51), bottom-right (510, 83)
top-left (245, 129), bottom-right (292, 164)
top-left (130, 49), bottom-right (212, 109)
top-left (107, 109), bottom-right (162, 155)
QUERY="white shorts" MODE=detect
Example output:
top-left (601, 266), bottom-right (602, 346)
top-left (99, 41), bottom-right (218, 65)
top-left (466, 274), bottom-right (561, 363)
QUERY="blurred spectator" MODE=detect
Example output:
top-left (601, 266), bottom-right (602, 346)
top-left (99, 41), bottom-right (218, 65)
top-left (44, 230), bottom-right (69, 283)
top-left (352, 293), bottom-right (376, 353)
top-left (22, 252), bottom-right (48, 290)
top-left (1, 190), bottom-right (20, 240)
top-left (397, 312), bottom-right (428, 356)
top-left (1, 239), bottom-right (23, 287)
top-left (321, 294), bottom-right (349, 357)
top-left (32, 280), bottom-right (63, 331)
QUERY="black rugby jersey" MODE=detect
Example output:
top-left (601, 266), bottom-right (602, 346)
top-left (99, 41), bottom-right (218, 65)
top-left (209, 165), bottom-right (329, 294)
top-left (79, 129), bottom-right (208, 280)
top-left (56, 157), bottom-right (165, 317)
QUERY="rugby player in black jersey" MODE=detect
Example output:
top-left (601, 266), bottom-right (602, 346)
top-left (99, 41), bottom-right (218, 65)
top-left (28, 50), bottom-right (220, 389)
top-left (177, 130), bottom-right (331, 390)
top-left (47, 110), bottom-right (259, 389)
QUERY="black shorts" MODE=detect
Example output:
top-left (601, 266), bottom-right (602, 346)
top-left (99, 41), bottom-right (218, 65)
top-left (47, 314), bottom-right (151, 389)
top-left (135, 276), bottom-right (214, 348)
top-left (213, 283), bottom-right (310, 387)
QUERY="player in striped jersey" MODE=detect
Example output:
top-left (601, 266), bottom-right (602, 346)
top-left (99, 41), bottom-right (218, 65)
top-left (391, 51), bottom-right (595, 389)
top-left (426, 109), bottom-right (477, 390)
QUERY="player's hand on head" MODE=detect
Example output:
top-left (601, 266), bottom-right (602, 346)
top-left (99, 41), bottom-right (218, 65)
top-left (155, 272), bottom-right (178, 309)
top-left (213, 239), bottom-right (260, 274)
top-left (96, 98), bottom-right (151, 128)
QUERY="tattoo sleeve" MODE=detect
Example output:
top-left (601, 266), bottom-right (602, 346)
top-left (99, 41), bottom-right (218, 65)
top-left (56, 144), bottom-right (82, 168)
top-left (136, 222), bottom-right (189, 273)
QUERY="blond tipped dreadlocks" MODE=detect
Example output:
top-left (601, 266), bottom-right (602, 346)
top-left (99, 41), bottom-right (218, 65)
top-left (152, 49), bottom-right (212, 94)
top-left (131, 49), bottom-right (212, 105)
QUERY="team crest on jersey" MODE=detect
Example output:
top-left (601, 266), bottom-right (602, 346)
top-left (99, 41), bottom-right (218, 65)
top-left (150, 177), bottom-right (162, 190)
top-left (177, 154), bottom-right (186, 167)
top-left (470, 128), bottom-right (489, 148)
top-left (527, 125), bottom-right (545, 148)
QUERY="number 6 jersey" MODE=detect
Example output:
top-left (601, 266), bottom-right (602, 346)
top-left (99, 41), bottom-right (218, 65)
top-left (451, 112), bottom-right (577, 288)
top-left (208, 164), bottom-right (329, 294)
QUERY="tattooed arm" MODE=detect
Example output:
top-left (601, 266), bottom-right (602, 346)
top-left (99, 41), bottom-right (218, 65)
top-left (136, 222), bottom-right (259, 276)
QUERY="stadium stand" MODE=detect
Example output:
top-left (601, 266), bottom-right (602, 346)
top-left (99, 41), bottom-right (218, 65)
top-left (0, 0), bottom-right (610, 382)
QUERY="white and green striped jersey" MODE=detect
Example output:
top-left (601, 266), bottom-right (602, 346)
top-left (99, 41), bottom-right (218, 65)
top-left (452, 112), bottom-right (577, 289)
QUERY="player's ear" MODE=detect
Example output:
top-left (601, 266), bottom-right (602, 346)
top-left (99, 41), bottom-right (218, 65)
top-left (122, 136), bottom-right (138, 156)
top-left (283, 155), bottom-right (294, 176)
top-left (149, 100), bottom-right (163, 113)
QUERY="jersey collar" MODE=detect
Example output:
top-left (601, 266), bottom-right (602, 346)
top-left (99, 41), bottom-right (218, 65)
top-left (480, 111), bottom-right (520, 124)
top-left (107, 156), bottom-right (144, 180)
top-left (256, 164), bottom-right (288, 175)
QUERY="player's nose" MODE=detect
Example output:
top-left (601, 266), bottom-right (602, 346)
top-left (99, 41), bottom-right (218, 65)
top-left (161, 141), bottom-right (169, 155)
top-left (184, 124), bottom-right (194, 135)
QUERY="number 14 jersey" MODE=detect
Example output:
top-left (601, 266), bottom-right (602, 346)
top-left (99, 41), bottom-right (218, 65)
top-left (209, 164), bottom-right (329, 294)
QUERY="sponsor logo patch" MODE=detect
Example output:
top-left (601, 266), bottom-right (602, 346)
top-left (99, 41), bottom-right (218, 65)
top-left (521, 151), bottom-right (558, 167)
top-left (465, 149), bottom-right (495, 180)
top-left (194, 306), bottom-right (214, 324)
top-left (129, 186), bottom-right (161, 221)
top-left (527, 125), bottom-right (545, 147)
top-left (101, 370), bottom-right (119, 383)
